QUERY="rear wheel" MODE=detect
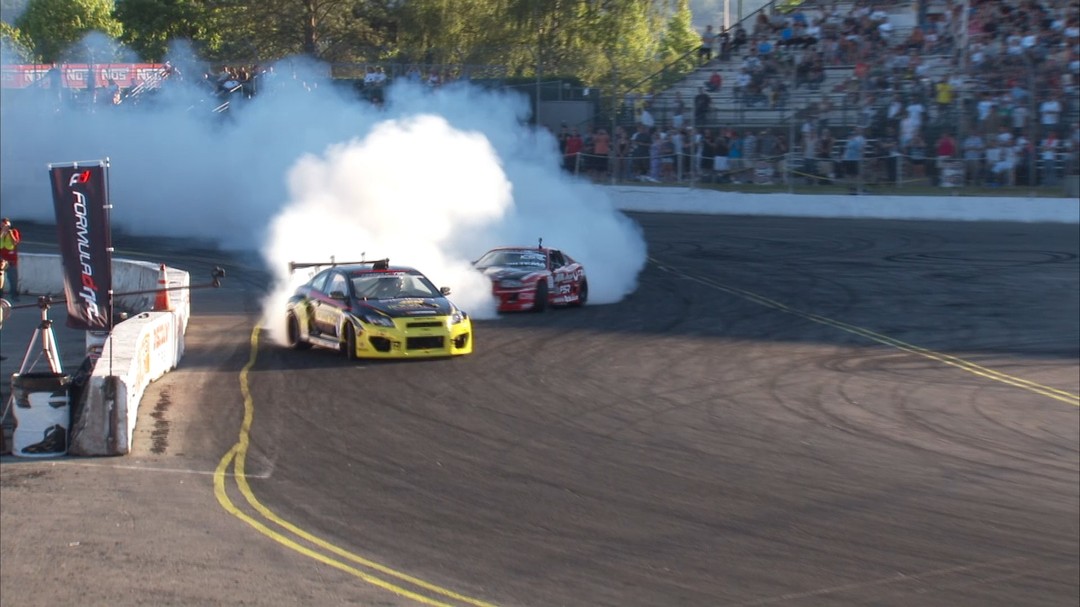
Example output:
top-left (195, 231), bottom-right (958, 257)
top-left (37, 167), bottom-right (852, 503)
top-left (287, 313), bottom-right (311, 350)
top-left (532, 282), bottom-right (548, 313)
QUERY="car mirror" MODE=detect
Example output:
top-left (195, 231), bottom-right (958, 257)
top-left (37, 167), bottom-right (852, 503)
top-left (329, 290), bottom-right (347, 300)
top-left (440, 286), bottom-right (451, 296)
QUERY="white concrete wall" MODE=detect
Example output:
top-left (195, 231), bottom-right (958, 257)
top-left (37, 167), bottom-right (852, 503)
top-left (70, 311), bottom-right (183, 455)
top-left (609, 188), bottom-right (1080, 223)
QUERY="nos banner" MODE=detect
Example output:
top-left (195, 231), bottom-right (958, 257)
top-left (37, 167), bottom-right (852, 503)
top-left (49, 161), bottom-right (113, 330)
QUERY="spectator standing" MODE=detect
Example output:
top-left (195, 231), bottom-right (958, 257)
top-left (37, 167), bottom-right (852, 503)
top-left (671, 92), bottom-right (686, 129)
top-left (934, 132), bottom-right (958, 186)
top-left (842, 128), bottom-right (867, 180)
top-left (693, 87), bottom-right (711, 126)
top-left (700, 25), bottom-right (718, 64)
top-left (639, 102), bottom-right (656, 129)
top-left (592, 128), bottom-right (611, 179)
top-left (47, 64), bottom-right (63, 104)
top-left (714, 133), bottom-right (731, 182)
top-left (906, 133), bottom-right (928, 181)
top-left (700, 128), bottom-right (717, 180)
top-left (1069, 124), bottom-right (1080, 176)
top-left (631, 124), bottom-right (651, 179)
top-left (1040, 131), bottom-right (1061, 186)
top-left (564, 128), bottom-right (583, 173)
top-left (728, 133), bottom-right (745, 183)
top-left (879, 127), bottom-right (901, 185)
top-left (719, 30), bottom-right (732, 61)
top-left (0, 218), bottom-right (20, 301)
top-left (818, 129), bottom-right (837, 183)
top-left (1039, 95), bottom-right (1062, 138)
top-left (962, 133), bottom-right (986, 186)
top-left (732, 25), bottom-right (748, 55)
top-left (987, 140), bottom-right (1017, 186)
top-left (802, 129), bottom-right (819, 183)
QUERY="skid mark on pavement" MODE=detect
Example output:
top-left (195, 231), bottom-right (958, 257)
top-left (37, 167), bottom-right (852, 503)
top-left (650, 257), bottom-right (1079, 407)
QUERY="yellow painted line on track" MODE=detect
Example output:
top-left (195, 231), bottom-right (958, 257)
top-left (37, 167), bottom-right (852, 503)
top-left (650, 257), bottom-right (1080, 407)
top-left (214, 326), bottom-right (498, 607)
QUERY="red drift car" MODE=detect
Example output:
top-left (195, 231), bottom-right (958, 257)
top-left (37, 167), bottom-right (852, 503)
top-left (473, 242), bottom-right (588, 312)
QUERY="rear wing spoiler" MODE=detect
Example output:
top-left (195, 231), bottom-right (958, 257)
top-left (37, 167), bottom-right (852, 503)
top-left (289, 257), bottom-right (390, 273)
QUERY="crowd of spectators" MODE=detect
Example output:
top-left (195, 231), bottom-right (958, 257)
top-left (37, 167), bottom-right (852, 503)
top-left (588, 0), bottom-right (1079, 188)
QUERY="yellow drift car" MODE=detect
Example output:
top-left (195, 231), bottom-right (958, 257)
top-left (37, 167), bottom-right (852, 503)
top-left (285, 259), bottom-right (472, 359)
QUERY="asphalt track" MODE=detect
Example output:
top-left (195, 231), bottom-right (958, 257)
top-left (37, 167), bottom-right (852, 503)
top-left (1, 213), bottom-right (1077, 607)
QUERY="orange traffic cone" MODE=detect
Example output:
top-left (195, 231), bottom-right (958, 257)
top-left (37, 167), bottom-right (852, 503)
top-left (153, 264), bottom-right (172, 311)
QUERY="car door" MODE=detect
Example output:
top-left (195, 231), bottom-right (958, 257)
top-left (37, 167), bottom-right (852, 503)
top-left (298, 269), bottom-right (331, 335)
top-left (314, 271), bottom-right (350, 337)
top-left (549, 249), bottom-right (575, 299)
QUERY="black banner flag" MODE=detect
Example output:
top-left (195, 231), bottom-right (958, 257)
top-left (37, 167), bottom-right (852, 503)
top-left (49, 162), bottom-right (113, 330)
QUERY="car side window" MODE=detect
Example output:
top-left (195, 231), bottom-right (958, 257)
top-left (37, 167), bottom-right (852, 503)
top-left (310, 270), bottom-right (331, 292)
top-left (327, 272), bottom-right (348, 297)
top-left (550, 251), bottom-right (566, 268)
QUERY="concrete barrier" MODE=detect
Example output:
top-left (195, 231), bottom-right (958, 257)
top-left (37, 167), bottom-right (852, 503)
top-left (609, 188), bottom-right (1080, 224)
top-left (11, 254), bottom-right (190, 456)
top-left (17, 254), bottom-right (181, 316)
top-left (69, 311), bottom-right (184, 455)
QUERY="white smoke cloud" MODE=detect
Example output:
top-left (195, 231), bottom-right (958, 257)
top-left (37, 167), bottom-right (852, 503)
top-left (0, 53), bottom-right (647, 341)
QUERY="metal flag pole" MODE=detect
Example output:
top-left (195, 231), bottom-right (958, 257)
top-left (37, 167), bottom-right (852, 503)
top-left (103, 157), bottom-right (115, 377)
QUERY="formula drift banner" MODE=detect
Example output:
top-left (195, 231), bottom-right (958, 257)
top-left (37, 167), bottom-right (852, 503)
top-left (49, 162), bottom-right (113, 330)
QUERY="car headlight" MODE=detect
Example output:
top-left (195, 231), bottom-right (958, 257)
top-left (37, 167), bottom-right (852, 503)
top-left (448, 310), bottom-right (467, 326)
top-left (499, 279), bottom-right (524, 288)
top-left (359, 313), bottom-right (395, 327)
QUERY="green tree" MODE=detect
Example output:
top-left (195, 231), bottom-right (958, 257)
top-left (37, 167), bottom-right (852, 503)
top-left (113, 0), bottom-right (239, 62)
top-left (14, 0), bottom-right (122, 62)
top-left (218, 0), bottom-right (396, 63)
top-left (659, 0), bottom-right (697, 69)
top-left (393, 0), bottom-right (670, 90)
top-left (0, 20), bottom-right (35, 62)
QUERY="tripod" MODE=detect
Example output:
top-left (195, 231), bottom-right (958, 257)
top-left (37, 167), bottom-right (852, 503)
top-left (16, 296), bottom-right (64, 375)
top-left (1, 296), bottom-right (64, 432)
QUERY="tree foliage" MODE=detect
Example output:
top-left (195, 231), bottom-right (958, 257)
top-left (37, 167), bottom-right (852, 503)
top-left (114, 0), bottom-right (237, 62)
top-left (0, 19), bottom-right (35, 62)
top-left (14, 0), bottom-right (122, 62)
top-left (4, 0), bottom-right (700, 92)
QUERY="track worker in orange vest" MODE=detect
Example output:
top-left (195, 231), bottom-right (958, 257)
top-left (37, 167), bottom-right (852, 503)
top-left (0, 217), bottom-right (22, 302)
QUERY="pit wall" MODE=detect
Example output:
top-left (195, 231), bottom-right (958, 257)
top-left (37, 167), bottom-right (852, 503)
top-left (16, 253), bottom-right (190, 455)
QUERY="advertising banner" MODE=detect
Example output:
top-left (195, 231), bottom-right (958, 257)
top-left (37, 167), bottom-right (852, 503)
top-left (1, 64), bottom-right (165, 89)
top-left (49, 162), bottom-right (113, 330)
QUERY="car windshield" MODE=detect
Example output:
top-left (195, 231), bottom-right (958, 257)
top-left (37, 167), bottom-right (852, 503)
top-left (351, 272), bottom-right (441, 300)
top-left (475, 250), bottom-right (547, 269)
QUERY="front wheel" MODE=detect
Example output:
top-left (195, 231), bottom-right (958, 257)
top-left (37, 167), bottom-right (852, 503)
top-left (532, 282), bottom-right (548, 313)
top-left (343, 324), bottom-right (359, 360)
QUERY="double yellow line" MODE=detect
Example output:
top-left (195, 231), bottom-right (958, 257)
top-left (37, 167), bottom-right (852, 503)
top-left (214, 326), bottom-right (498, 607)
top-left (649, 257), bottom-right (1080, 407)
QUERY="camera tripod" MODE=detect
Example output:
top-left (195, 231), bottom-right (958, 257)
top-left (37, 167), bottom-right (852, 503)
top-left (14, 295), bottom-right (64, 375)
top-left (1, 296), bottom-right (64, 427)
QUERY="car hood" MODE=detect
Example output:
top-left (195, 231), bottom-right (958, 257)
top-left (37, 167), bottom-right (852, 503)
top-left (358, 298), bottom-right (455, 318)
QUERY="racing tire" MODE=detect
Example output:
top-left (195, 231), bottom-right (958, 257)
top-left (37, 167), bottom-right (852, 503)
top-left (287, 313), bottom-right (312, 350)
top-left (344, 324), bottom-right (359, 361)
top-left (571, 279), bottom-right (588, 307)
top-left (532, 283), bottom-right (548, 313)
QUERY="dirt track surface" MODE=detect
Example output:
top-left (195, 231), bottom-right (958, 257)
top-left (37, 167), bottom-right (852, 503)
top-left (2, 214), bottom-right (1077, 607)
